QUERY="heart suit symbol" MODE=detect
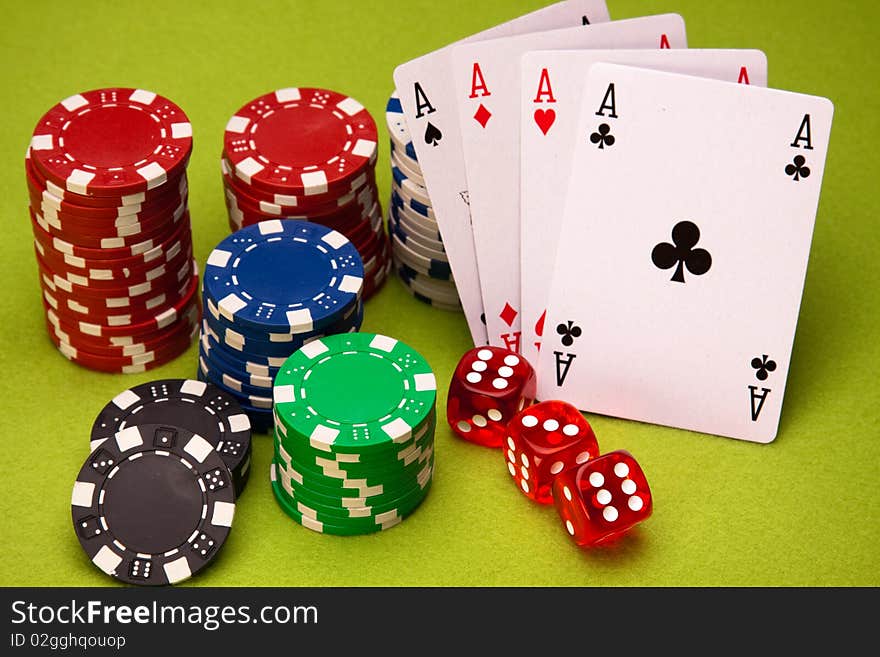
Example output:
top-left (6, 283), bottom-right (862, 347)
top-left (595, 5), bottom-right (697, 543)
top-left (533, 108), bottom-right (556, 135)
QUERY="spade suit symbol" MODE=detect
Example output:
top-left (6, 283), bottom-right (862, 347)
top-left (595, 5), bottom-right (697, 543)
top-left (424, 122), bottom-right (442, 147)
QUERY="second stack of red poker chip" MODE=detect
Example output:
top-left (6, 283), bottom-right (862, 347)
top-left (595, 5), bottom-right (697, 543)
top-left (221, 87), bottom-right (391, 299)
top-left (26, 87), bottom-right (200, 373)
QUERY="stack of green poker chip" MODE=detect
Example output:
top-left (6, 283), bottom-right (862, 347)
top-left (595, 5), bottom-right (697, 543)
top-left (271, 332), bottom-right (437, 535)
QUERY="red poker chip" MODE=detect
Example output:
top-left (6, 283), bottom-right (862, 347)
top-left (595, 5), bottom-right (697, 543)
top-left (36, 245), bottom-right (194, 296)
top-left (30, 203), bottom-right (186, 249)
top-left (28, 176), bottom-right (188, 229)
top-left (33, 233), bottom-right (193, 284)
top-left (26, 148), bottom-right (187, 209)
top-left (30, 209), bottom-right (191, 260)
top-left (41, 272), bottom-right (200, 337)
top-left (225, 195), bottom-right (380, 238)
top-left (39, 272), bottom-right (195, 323)
top-left (39, 262), bottom-right (196, 320)
top-left (223, 88), bottom-right (377, 196)
top-left (31, 203), bottom-right (187, 248)
top-left (222, 174), bottom-right (377, 223)
top-left (224, 202), bottom-right (361, 236)
top-left (35, 247), bottom-right (193, 295)
top-left (45, 303), bottom-right (199, 356)
top-left (346, 213), bottom-right (381, 257)
top-left (362, 232), bottom-right (391, 277)
top-left (28, 88), bottom-right (193, 198)
top-left (45, 300), bottom-right (200, 350)
top-left (223, 178), bottom-right (378, 226)
top-left (42, 284), bottom-right (194, 330)
top-left (227, 204), bottom-right (381, 265)
top-left (40, 278), bottom-right (197, 333)
top-left (32, 215), bottom-right (192, 272)
top-left (361, 235), bottom-right (387, 277)
top-left (362, 255), bottom-right (391, 300)
top-left (220, 155), bottom-right (377, 212)
top-left (225, 153), bottom-right (379, 207)
top-left (28, 187), bottom-right (188, 236)
top-left (26, 157), bottom-right (188, 218)
top-left (47, 320), bottom-right (198, 373)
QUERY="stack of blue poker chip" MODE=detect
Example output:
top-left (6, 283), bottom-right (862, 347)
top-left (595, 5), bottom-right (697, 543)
top-left (385, 90), bottom-right (463, 312)
top-left (197, 219), bottom-right (365, 432)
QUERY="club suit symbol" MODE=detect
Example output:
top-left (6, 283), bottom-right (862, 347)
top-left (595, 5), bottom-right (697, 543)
top-left (651, 221), bottom-right (712, 283)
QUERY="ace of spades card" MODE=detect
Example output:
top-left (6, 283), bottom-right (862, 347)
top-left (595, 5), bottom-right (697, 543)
top-left (536, 63), bottom-right (834, 443)
top-left (393, 0), bottom-right (611, 347)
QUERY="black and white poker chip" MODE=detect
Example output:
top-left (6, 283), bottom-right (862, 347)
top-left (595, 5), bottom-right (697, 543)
top-left (71, 424), bottom-right (237, 586)
top-left (90, 378), bottom-right (252, 496)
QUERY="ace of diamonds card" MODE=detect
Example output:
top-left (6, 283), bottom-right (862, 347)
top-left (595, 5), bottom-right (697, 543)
top-left (536, 63), bottom-right (834, 443)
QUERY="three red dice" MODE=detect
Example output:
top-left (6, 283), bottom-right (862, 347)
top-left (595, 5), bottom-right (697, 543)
top-left (552, 450), bottom-right (653, 547)
top-left (447, 346), bottom-right (536, 448)
top-left (446, 346), bottom-right (653, 548)
top-left (503, 400), bottom-right (599, 504)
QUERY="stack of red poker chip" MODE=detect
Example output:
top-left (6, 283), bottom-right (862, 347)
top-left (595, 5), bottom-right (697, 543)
top-left (26, 87), bottom-right (200, 373)
top-left (221, 87), bottom-right (391, 299)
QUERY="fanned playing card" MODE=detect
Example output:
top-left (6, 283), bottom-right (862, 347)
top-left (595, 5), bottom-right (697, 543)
top-left (450, 14), bottom-right (687, 353)
top-left (519, 48), bottom-right (768, 368)
top-left (393, 0), bottom-right (611, 346)
top-left (537, 64), bottom-right (833, 443)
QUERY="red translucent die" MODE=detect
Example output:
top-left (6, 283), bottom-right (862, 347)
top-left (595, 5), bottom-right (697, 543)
top-left (552, 450), bottom-right (652, 547)
top-left (504, 400), bottom-right (598, 504)
top-left (447, 346), bottom-right (536, 447)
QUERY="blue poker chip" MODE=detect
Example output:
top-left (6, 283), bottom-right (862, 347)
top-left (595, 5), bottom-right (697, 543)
top-left (202, 288), bottom-right (363, 349)
top-left (389, 140), bottom-right (420, 172)
top-left (196, 367), bottom-right (274, 434)
top-left (390, 166), bottom-right (430, 204)
top-left (392, 257), bottom-right (460, 304)
top-left (199, 348), bottom-right (271, 396)
top-left (390, 187), bottom-right (433, 220)
top-left (390, 165), bottom-right (431, 206)
top-left (387, 216), bottom-right (447, 261)
top-left (194, 358), bottom-right (272, 410)
top-left (203, 220), bottom-right (364, 334)
top-left (389, 202), bottom-right (442, 242)
top-left (385, 91), bottom-right (418, 162)
top-left (390, 231), bottom-right (453, 282)
top-left (201, 320), bottom-right (288, 370)
top-left (396, 274), bottom-right (463, 312)
top-left (204, 300), bottom-right (364, 359)
top-left (198, 353), bottom-right (274, 405)
top-left (389, 142), bottom-right (424, 185)
top-left (388, 207), bottom-right (445, 252)
top-left (199, 338), bottom-right (274, 391)
top-left (199, 332), bottom-right (278, 388)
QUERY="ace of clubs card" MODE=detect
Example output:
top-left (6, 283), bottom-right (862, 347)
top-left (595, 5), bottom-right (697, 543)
top-left (537, 63), bottom-right (834, 443)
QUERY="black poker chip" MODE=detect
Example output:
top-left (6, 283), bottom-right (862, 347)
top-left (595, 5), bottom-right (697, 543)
top-left (71, 424), bottom-right (237, 586)
top-left (90, 379), bottom-right (253, 496)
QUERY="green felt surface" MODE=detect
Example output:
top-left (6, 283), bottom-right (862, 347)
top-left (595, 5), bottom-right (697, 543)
top-left (0, 0), bottom-right (877, 588)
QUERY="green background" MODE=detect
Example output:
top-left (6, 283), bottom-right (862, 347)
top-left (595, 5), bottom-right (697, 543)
top-left (1, 0), bottom-right (877, 587)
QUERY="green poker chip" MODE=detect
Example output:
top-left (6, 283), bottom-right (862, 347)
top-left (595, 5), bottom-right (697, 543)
top-left (273, 333), bottom-right (437, 454)
top-left (277, 447), bottom-right (435, 507)
top-left (274, 440), bottom-right (433, 503)
top-left (270, 462), bottom-right (432, 536)
top-left (273, 405), bottom-right (437, 465)
top-left (274, 414), bottom-right (436, 482)
top-left (275, 430), bottom-right (434, 488)
top-left (274, 457), bottom-right (433, 521)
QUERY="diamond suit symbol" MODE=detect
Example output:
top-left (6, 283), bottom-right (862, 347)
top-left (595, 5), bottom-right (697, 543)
top-left (500, 303), bottom-right (517, 327)
top-left (474, 104), bottom-right (492, 128)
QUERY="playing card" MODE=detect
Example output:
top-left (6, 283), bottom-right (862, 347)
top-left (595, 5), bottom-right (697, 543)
top-left (537, 63), bottom-right (833, 443)
top-left (393, 0), bottom-right (611, 346)
top-left (520, 49), bottom-right (768, 369)
top-left (450, 15), bottom-right (686, 354)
